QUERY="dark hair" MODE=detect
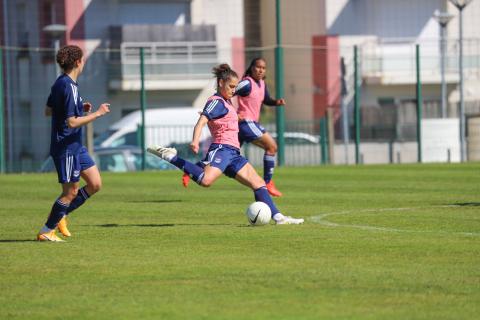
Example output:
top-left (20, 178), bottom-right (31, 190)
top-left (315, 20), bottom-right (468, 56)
top-left (212, 63), bottom-right (238, 87)
top-left (56, 45), bottom-right (83, 72)
top-left (244, 57), bottom-right (266, 78)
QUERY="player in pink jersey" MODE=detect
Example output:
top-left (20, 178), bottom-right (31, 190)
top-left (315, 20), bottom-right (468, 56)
top-left (235, 58), bottom-right (285, 197)
top-left (148, 64), bottom-right (303, 225)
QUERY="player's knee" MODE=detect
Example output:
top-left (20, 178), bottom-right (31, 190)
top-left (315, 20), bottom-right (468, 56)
top-left (65, 187), bottom-right (79, 200)
top-left (90, 181), bottom-right (102, 194)
top-left (266, 145), bottom-right (277, 154)
top-left (200, 178), bottom-right (213, 188)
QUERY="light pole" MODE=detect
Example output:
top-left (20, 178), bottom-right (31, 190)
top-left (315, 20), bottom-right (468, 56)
top-left (449, 0), bottom-right (473, 162)
top-left (433, 10), bottom-right (454, 118)
top-left (42, 24), bottom-right (67, 76)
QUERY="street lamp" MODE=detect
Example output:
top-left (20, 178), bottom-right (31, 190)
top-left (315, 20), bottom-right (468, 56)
top-left (42, 24), bottom-right (67, 76)
top-left (433, 10), bottom-right (454, 119)
top-left (448, 0), bottom-right (473, 162)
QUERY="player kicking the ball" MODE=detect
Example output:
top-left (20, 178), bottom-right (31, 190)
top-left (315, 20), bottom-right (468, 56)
top-left (37, 45), bottom-right (110, 241)
top-left (148, 64), bottom-right (303, 225)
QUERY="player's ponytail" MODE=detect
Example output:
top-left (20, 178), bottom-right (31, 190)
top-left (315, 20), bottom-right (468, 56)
top-left (56, 45), bottom-right (83, 73)
top-left (212, 63), bottom-right (238, 87)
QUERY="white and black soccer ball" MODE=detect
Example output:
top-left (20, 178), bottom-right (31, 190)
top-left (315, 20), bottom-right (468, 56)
top-left (246, 201), bottom-right (271, 226)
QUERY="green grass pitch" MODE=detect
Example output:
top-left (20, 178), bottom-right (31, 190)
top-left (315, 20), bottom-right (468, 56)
top-left (1, 164), bottom-right (479, 319)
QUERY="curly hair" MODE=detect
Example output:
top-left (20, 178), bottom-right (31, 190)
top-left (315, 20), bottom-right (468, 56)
top-left (212, 63), bottom-right (238, 87)
top-left (56, 45), bottom-right (83, 72)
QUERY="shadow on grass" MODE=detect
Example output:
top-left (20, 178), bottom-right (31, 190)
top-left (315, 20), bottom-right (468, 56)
top-left (93, 223), bottom-right (247, 228)
top-left (0, 239), bottom-right (37, 243)
top-left (452, 202), bottom-right (480, 207)
top-left (126, 200), bottom-right (183, 204)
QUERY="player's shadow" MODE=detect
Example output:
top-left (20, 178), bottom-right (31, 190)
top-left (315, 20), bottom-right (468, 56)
top-left (127, 200), bottom-right (183, 204)
top-left (0, 239), bottom-right (37, 243)
top-left (96, 223), bottom-right (243, 228)
top-left (452, 202), bottom-right (480, 207)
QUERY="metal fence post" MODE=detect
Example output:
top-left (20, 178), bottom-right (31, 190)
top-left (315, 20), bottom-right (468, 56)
top-left (320, 117), bottom-right (328, 164)
top-left (275, 0), bottom-right (285, 166)
top-left (354, 45), bottom-right (361, 164)
top-left (416, 44), bottom-right (422, 163)
top-left (0, 48), bottom-right (4, 173)
top-left (140, 47), bottom-right (146, 171)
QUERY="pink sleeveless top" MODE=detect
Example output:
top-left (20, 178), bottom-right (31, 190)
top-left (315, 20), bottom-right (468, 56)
top-left (206, 95), bottom-right (240, 149)
top-left (237, 76), bottom-right (265, 122)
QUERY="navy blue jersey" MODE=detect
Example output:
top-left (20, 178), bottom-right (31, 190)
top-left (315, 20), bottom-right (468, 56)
top-left (201, 94), bottom-right (229, 120)
top-left (235, 79), bottom-right (277, 106)
top-left (46, 74), bottom-right (84, 156)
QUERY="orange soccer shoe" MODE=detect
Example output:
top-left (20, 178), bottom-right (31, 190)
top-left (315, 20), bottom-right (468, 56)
top-left (37, 230), bottom-right (65, 242)
top-left (182, 173), bottom-right (190, 188)
top-left (57, 216), bottom-right (71, 237)
top-left (266, 180), bottom-right (283, 197)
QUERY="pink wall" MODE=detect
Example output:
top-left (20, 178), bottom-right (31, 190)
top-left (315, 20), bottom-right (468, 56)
top-left (64, 0), bottom-right (86, 53)
top-left (312, 35), bottom-right (341, 120)
top-left (231, 37), bottom-right (245, 76)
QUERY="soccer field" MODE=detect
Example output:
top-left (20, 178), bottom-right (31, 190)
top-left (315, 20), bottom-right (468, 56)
top-left (1, 164), bottom-right (479, 319)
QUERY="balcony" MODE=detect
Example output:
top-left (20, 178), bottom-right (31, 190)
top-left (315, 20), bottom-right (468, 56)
top-left (359, 38), bottom-right (480, 85)
top-left (109, 41), bottom-right (218, 90)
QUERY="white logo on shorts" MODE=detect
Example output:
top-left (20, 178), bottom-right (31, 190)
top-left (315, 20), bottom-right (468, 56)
top-left (214, 157), bottom-right (222, 164)
top-left (73, 170), bottom-right (80, 177)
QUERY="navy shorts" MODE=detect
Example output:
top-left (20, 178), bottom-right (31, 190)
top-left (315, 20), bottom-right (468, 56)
top-left (202, 143), bottom-right (248, 178)
top-left (52, 147), bottom-right (96, 183)
top-left (238, 120), bottom-right (266, 145)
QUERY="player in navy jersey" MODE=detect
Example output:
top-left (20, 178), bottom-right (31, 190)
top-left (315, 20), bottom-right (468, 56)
top-left (148, 64), bottom-right (303, 225)
top-left (37, 45), bottom-right (110, 242)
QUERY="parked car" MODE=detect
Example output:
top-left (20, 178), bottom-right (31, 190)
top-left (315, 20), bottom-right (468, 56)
top-left (40, 146), bottom-right (172, 173)
top-left (270, 132), bottom-right (320, 144)
top-left (94, 107), bottom-right (209, 148)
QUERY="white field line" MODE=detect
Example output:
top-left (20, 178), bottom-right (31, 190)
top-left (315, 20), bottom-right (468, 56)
top-left (309, 205), bottom-right (480, 237)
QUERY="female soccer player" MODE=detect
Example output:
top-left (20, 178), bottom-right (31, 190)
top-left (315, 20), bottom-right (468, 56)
top-left (235, 57), bottom-right (285, 197)
top-left (148, 64), bottom-right (303, 225)
top-left (37, 45), bottom-right (110, 241)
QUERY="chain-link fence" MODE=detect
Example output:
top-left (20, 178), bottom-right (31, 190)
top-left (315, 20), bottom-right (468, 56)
top-left (1, 36), bottom-right (480, 172)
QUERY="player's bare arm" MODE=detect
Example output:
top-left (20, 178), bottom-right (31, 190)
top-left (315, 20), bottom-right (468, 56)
top-left (67, 103), bottom-right (110, 128)
top-left (190, 115), bottom-right (208, 154)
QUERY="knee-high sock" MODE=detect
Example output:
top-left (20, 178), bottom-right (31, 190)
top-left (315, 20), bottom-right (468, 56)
top-left (45, 199), bottom-right (69, 229)
top-left (263, 154), bottom-right (275, 183)
top-left (170, 156), bottom-right (205, 184)
top-left (254, 186), bottom-right (279, 217)
top-left (66, 186), bottom-right (90, 215)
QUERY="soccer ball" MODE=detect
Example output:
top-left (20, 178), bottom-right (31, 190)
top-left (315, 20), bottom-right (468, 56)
top-left (246, 201), bottom-right (271, 226)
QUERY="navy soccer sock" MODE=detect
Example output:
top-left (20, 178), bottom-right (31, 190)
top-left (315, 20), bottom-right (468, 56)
top-left (254, 186), bottom-right (279, 217)
top-left (45, 199), bottom-right (69, 229)
top-left (170, 156), bottom-right (205, 184)
top-left (66, 186), bottom-right (90, 215)
top-left (263, 154), bottom-right (275, 183)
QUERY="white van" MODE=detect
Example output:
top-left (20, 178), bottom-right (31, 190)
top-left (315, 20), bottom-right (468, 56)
top-left (94, 108), bottom-right (209, 148)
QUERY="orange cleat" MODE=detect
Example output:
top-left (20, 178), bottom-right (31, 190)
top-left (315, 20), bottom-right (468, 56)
top-left (182, 173), bottom-right (191, 188)
top-left (37, 230), bottom-right (65, 242)
top-left (57, 216), bottom-right (71, 237)
top-left (266, 180), bottom-right (283, 197)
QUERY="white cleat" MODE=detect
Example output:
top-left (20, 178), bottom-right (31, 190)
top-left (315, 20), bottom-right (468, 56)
top-left (147, 146), bottom-right (177, 162)
top-left (274, 215), bottom-right (304, 225)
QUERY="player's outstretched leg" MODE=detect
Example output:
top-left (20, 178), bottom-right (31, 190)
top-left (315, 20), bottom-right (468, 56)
top-left (148, 146), bottom-right (205, 184)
